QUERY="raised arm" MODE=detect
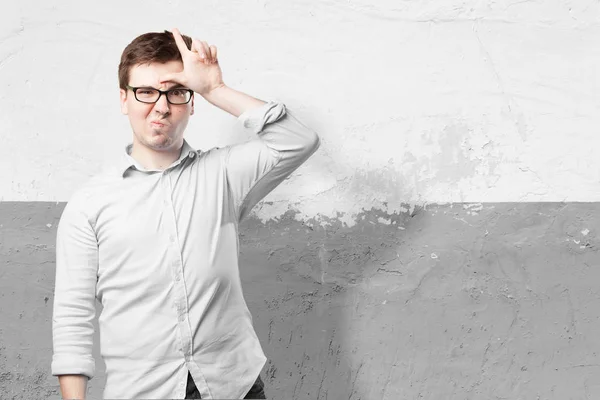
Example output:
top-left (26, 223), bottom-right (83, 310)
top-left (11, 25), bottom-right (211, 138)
top-left (159, 28), bottom-right (321, 221)
top-left (225, 101), bottom-right (319, 221)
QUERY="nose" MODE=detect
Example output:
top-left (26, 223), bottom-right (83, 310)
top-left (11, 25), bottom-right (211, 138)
top-left (153, 93), bottom-right (170, 114)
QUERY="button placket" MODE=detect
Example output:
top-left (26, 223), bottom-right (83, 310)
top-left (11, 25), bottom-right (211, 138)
top-left (164, 175), bottom-right (182, 324)
top-left (163, 168), bottom-right (194, 366)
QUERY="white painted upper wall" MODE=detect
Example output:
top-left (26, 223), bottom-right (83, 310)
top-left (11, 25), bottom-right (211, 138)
top-left (1, 0), bottom-right (599, 224)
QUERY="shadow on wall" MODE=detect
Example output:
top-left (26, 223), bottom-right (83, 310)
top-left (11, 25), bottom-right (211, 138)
top-left (240, 203), bottom-right (600, 399)
top-left (1, 202), bottom-right (600, 399)
top-left (239, 206), bottom-right (414, 400)
top-left (240, 211), bottom-right (363, 400)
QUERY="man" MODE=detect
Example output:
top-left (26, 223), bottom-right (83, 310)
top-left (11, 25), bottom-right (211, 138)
top-left (51, 28), bottom-right (320, 399)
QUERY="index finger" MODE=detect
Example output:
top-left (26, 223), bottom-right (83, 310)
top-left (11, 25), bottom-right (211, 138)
top-left (171, 28), bottom-right (190, 55)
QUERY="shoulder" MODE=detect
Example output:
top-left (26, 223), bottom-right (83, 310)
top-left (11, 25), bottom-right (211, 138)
top-left (60, 172), bottom-right (111, 221)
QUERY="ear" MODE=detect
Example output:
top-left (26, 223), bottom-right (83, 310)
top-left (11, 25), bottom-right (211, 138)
top-left (190, 94), bottom-right (195, 116)
top-left (120, 89), bottom-right (128, 115)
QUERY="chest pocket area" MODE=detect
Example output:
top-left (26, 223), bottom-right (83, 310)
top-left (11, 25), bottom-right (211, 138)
top-left (96, 196), bottom-right (172, 278)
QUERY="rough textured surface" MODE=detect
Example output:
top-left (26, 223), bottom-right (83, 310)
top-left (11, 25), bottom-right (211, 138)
top-left (2, 1), bottom-right (600, 215)
top-left (3, 1), bottom-right (600, 399)
top-left (1, 202), bottom-right (599, 399)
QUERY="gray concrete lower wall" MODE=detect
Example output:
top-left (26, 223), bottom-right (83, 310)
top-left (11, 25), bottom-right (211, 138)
top-left (1, 202), bottom-right (599, 399)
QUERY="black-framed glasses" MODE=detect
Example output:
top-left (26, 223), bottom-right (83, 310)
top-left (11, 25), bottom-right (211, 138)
top-left (126, 85), bottom-right (193, 105)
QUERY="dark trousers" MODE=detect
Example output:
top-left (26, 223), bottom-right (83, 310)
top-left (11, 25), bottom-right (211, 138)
top-left (185, 370), bottom-right (266, 399)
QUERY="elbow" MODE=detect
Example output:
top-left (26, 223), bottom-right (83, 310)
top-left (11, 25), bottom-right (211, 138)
top-left (307, 130), bottom-right (321, 153)
top-left (286, 110), bottom-right (321, 152)
top-left (298, 130), bottom-right (320, 162)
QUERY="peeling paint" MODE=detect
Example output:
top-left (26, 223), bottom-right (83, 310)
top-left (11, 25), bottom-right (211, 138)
top-left (3, 0), bottom-right (600, 398)
top-left (2, 1), bottom-right (599, 211)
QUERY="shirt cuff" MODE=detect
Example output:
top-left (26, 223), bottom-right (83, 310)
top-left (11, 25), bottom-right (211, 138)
top-left (51, 354), bottom-right (95, 380)
top-left (237, 101), bottom-right (287, 135)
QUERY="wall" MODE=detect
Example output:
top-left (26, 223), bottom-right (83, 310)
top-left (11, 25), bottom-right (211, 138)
top-left (1, 1), bottom-right (600, 399)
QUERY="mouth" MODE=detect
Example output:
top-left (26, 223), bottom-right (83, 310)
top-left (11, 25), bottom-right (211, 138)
top-left (151, 121), bottom-right (167, 128)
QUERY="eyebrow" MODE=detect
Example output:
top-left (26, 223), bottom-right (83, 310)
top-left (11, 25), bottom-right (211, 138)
top-left (136, 83), bottom-right (186, 90)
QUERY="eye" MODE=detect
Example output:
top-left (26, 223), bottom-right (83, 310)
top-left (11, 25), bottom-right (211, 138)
top-left (138, 90), bottom-right (155, 95)
top-left (171, 89), bottom-right (185, 96)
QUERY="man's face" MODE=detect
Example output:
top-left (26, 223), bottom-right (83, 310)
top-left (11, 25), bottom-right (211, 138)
top-left (120, 60), bottom-right (194, 152)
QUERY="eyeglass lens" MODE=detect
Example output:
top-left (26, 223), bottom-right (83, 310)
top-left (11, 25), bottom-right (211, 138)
top-left (135, 89), bottom-right (191, 104)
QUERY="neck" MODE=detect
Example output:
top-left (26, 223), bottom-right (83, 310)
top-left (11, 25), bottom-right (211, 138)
top-left (130, 139), bottom-right (183, 171)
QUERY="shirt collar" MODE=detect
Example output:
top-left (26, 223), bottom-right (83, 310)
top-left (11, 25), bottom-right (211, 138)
top-left (119, 138), bottom-right (198, 178)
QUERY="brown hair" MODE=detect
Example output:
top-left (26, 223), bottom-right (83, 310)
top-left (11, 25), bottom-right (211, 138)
top-left (118, 30), bottom-right (193, 89)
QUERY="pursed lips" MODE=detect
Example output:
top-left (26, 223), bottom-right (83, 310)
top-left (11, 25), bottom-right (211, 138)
top-left (151, 120), bottom-right (168, 127)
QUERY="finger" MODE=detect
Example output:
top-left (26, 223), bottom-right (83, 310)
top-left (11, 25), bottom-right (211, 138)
top-left (191, 40), bottom-right (203, 57)
top-left (209, 45), bottom-right (217, 63)
top-left (192, 39), bottom-right (208, 62)
top-left (171, 28), bottom-right (190, 55)
top-left (201, 41), bottom-right (212, 62)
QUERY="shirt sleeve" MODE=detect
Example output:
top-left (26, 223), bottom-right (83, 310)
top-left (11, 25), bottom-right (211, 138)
top-left (224, 101), bottom-right (321, 222)
top-left (51, 194), bottom-right (98, 380)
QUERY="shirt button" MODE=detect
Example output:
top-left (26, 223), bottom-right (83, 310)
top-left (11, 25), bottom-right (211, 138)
top-left (175, 274), bottom-right (180, 281)
top-left (169, 234), bottom-right (175, 242)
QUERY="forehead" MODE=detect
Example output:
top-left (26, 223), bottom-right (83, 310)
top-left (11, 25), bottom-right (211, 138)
top-left (128, 60), bottom-right (184, 88)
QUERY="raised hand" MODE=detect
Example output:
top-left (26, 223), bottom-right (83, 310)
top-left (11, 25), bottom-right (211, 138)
top-left (159, 28), bottom-right (225, 96)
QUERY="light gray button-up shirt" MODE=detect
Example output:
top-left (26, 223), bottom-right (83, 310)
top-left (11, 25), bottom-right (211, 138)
top-left (51, 101), bottom-right (320, 399)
